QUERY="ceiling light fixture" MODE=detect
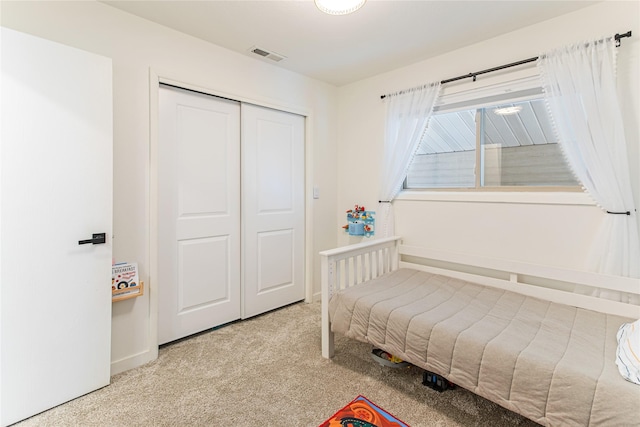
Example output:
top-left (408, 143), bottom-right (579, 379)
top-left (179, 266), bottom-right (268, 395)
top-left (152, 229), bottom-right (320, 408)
top-left (315, 0), bottom-right (366, 15)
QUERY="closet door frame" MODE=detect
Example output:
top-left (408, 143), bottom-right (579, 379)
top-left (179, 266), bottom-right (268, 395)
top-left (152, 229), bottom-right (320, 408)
top-left (147, 70), bottom-right (314, 360)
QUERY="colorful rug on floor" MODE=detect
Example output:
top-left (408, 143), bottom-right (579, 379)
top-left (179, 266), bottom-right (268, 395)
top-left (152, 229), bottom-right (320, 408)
top-left (319, 395), bottom-right (410, 427)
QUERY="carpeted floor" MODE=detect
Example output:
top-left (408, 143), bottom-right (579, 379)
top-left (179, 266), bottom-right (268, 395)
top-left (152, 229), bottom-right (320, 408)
top-left (16, 301), bottom-right (539, 426)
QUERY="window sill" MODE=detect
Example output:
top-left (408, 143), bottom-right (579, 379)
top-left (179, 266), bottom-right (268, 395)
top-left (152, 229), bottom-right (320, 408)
top-left (395, 189), bottom-right (596, 206)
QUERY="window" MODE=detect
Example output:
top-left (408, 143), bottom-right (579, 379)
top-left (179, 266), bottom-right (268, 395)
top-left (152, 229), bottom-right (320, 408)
top-left (405, 96), bottom-right (579, 189)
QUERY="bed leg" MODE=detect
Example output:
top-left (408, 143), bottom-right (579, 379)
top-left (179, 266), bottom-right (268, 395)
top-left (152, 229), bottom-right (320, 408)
top-left (322, 320), bottom-right (335, 359)
top-left (321, 254), bottom-right (335, 358)
top-left (321, 293), bottom-right (334, 358)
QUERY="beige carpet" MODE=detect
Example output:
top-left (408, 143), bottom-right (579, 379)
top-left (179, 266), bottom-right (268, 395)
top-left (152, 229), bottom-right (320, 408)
top-left (16, 302), bottom-right (538, 426)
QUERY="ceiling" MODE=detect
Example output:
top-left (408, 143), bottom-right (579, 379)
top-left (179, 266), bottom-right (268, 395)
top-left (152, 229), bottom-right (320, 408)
top-left (102, 0), bottom-right (598, 86)
top-left (419, 99), bottom-right (555, 154)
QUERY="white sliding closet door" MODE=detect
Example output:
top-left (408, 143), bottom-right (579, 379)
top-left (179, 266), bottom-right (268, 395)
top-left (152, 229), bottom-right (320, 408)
top-left (158, 85), bottom-right (241, 344)
top-left (242, 104), bottom-right (305, 318)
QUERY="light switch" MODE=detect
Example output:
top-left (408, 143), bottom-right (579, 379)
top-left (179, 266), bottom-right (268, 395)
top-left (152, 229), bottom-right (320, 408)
top-left (313, 186), bottom-right (320, 199)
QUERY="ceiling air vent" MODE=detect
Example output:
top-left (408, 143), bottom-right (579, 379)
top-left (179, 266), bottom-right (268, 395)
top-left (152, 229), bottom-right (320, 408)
top-left (249, 46), bottom-right (286, 63)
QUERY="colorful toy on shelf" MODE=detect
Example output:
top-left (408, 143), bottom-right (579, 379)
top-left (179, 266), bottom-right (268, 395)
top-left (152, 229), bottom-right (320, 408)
top-left (344, 204), bottom-right (375, 237)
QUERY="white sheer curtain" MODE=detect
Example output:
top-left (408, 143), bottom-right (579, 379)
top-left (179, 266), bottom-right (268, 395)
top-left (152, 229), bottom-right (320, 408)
top-left (537, 38), bottom-right (640, 288)
top-left (378, 83), bottom-right (441, 237)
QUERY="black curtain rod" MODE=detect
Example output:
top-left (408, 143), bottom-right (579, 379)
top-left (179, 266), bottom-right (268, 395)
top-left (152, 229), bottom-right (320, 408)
top-left (381, 31), bottom-right (632, 100)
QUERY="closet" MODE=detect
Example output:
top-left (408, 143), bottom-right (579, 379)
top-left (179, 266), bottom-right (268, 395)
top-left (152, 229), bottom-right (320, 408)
top-left (158, 85), bottom-right (304, 344)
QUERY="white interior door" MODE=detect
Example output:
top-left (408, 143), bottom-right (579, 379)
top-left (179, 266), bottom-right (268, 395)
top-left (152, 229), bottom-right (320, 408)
top-left (242, 104), bottom-right (305, 318)
top-left (158, 85), bottom-right (241, 344)
top-left (1, 28), bottom-right (113, 426)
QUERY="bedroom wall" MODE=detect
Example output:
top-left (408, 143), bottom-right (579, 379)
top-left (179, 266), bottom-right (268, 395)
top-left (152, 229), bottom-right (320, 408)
top-left (1, 0), bottom-right (339, 374)
top-left (336, 1), bottom-right (640, 274)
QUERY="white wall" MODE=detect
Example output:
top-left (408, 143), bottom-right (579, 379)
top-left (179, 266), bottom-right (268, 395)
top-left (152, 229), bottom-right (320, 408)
top-left (337, 1), bottom-right (640, 273)
top-left (1, 0), bottom-right (339, 374)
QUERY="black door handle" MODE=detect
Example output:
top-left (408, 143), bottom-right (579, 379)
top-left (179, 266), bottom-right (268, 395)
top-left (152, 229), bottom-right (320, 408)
top-left (78, 233), bottom-right (106, 245)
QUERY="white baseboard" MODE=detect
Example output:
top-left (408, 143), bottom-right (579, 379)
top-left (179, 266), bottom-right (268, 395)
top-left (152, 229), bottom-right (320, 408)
top-left (110, 347), bottom-right (158, 376)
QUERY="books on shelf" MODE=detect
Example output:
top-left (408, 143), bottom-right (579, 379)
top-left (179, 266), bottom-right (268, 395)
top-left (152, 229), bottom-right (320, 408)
top-left (112, 262), bottom-right (143, 302)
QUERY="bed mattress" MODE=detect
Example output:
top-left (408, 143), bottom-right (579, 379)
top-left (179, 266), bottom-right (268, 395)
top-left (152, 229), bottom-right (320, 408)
top-left (328, 268), bottom-right (639, 426)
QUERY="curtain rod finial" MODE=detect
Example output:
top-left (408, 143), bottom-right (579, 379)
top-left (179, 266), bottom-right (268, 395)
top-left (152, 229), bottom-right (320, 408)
top-left (614, 30), bottom-right (632, 46)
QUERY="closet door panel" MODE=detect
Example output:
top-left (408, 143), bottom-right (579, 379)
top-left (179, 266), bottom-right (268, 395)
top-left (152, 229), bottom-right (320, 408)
top-left (242, 104), bottom-right (305, 318)
top-left (177, 236), bottom-right (231, 310)
top-left (256, 229), bottom-right (294, 293)
top-left (158, 85), bottom-right (241, 344)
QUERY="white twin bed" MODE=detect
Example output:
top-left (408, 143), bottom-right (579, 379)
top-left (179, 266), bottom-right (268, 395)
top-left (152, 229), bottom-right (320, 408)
top-left (320, 236), bottom-right (640, 426)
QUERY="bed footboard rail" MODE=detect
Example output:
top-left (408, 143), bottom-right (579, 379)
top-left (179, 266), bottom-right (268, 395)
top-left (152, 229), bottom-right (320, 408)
top-left (320, 236), bottom-right (402, 358)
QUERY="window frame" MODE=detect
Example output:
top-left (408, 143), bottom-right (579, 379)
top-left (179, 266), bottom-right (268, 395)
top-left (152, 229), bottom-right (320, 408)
top-left (403, 75), bottom-right (583, 194)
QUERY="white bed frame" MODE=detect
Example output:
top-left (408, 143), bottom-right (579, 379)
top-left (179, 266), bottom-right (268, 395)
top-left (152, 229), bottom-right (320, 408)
top-left (320, 236), bottom-right (640, 359)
